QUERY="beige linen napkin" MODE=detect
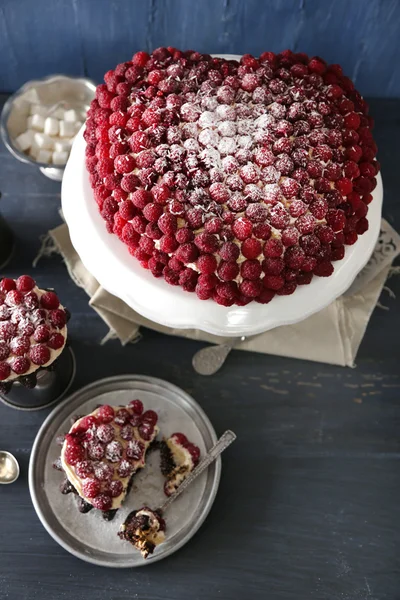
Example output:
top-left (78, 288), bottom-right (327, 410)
top-left (44, 220), bottom-right (399, 367)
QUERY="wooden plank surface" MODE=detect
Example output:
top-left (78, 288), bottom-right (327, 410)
top-left (0, 94), bottom-right (399, 599)
top-left (1, 0), bottom-right (400, 96)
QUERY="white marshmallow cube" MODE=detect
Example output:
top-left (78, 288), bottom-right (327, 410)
top-left (44, 117), bottom-right (59, 136)
top-left (53, 107), bottom-right (66, 119)
top-left (37, 149), bottom-right (52, 163)
top-left (15, 130), bottom-right (35, 151)
top-left (33, 132), bottom-right (53, 150)
top-left (54, 139), bottom-right (70, 153)
top-left (64, 109), bottom-right (78, 123)
top-left (29, 143), bottom-right (39, 159)
top-left (31, 114), bottom-right (45, 131)
top-left (52, 150), bottom-right (69, 166)
top-left (30, 103), bottom-right (48, 117)
top-left (59, 120), bottom-right (76, 138)
top-left (27, 116), bottom-right (33, 128)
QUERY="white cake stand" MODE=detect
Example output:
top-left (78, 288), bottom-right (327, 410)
top-left (62, 127), bottom-right (383, 338)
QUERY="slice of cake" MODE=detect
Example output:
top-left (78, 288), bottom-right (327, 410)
top-left (118, 507), bottom-right (166, 558)
top-left (0, 275), bottom-right (68, 394)
top-left (58, 400), bottom-right (159, 518)
top-left (160, 433), bottom-right (200, 496)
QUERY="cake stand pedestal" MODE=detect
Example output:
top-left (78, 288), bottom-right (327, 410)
top-left (0, 347), bottom-right (76, 411)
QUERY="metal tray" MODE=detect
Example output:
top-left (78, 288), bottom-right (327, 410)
top-left (29, 375), bottom-right (221, 567)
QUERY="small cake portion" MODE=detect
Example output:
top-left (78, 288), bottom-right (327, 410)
top-left (60, 400), bottom-right (159, 515)
top-left (0, 275), bottom-right (68, 394)
top-left (118, 507), bottom-right (166, 558)
top-left (160, 433), bottom-right (200, 496)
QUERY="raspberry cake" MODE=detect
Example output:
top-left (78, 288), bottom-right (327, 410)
top-left (0, 275), bottom-right (68, 394)
top-left (118, 507), bottom-right (166, 558)
top-left (84, 48), bottom-right (379, 306)
top-left (160, 432), bottom-right (200, 496)
top-left (57, 400), bottom-right (159, 519)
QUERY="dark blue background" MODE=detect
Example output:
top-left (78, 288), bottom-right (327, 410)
top-left (0, 0), bottom-right (399, 96)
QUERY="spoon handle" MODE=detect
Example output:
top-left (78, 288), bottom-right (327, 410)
top-left (159, 430), bottom-right (236, 513)
top-left (192, 337), bottom-right (246, 376)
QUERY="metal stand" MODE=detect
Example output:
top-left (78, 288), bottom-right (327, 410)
top-left (0, 347), bottom-right (76, 411)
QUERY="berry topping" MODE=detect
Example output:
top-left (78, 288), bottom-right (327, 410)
top-left (129, 399), bottom-right (144, 414)
top-left (96, 424), bottom-right (115, 443)
top-left (109, 480), bottom-right (123, 498)
top-left (82, 479), bottom-right (101, 499)
top-left (75, 461), bottom-right (94, 479)
top-left (0, 362), bottom-right (11, 381)
top-left (105, 440), bottom-right (123, 462)
top-left (115, 408), bottom-right (130, 426)
top-left (48, 309), bottom-right (67, 329)
top-left (29, 344), bottom-right (50, 366)
top-left (91, 493), bottom-right (112, 511)
top-left (47, 333), bottom-right (65, 350)
top-left (126, 439), bottom-right (145, 461)
top-left (16, 275), bottom-right (35, 293)
top-left (96, 405), bottom-right (115, 423)
top-left (40, 292), bottom-right (60, 310)
top-left (64, 443), bottom-right (85, 466)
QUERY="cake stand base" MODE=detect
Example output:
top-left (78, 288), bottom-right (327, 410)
top-left (0, 347), bottom-right (76, 411)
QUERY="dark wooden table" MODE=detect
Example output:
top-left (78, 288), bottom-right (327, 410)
top-left (0, 95), bottom-right (399, 600)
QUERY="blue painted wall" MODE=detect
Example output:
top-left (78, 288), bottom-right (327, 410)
top-left (0, 0), bottom-right (399, 96)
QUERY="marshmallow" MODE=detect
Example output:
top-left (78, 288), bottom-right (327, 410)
top-left (27, 116), bottom-right (33, 128)
top-left (44, 117), bottom-right (59, 136)
top-left (15, 130), bottom-right (34, 151)
top-left (54, 139), bottom-right (70, 153)
top-left (64, 109), bottom-right (78, 123)
top-left (53, 107), bottom-right (66, 119)
top-left (52, 150), bottom-right (69, 166)
top-left (30, 103), bottom-right (48, 117)
top-left (29, 143), bottom-right (39, 159)
top-left (37, 149), bottom-right (52, 163)
top-left (33, 132), bottom-right (53, 150)
top-left (59, 120), bottom-right (76, 138)
top-left (31, 114), bottom-right (45, 131)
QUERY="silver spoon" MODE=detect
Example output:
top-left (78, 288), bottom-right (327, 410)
top-left (159, 429), bottom-right (236, 513)
top-left (192, 337), bottom-right (246, 375)
top-left (0, 451), bottom-right (20, 484)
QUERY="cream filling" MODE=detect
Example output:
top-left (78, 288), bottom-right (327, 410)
top-left (61, 405), bottom-right (159, 510)
top-left (4, 286), bottom-right (67, 382)
top-left (164, 437), bottom-right (195, 494)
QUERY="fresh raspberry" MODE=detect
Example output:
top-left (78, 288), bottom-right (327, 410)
top-left (197, 255), bottom-right (217, 274)
top-left (118, 460), bottom-right (132, 479)
top-left (336, 178), bottom-right (353, 196)
top-left (345, 145), bottom-right (363, 162)
top-left (0, 342), bottom-right (10, 361)
top-left (218, 261), bottom-right (239, 282)
top-left (253, 223), bottom-right (272, 240)
top-left (157, 234), bottom-right (177, 254)
top-left (126, 439), bottom-right (145, 460)
top-left (158, 213), bottom-right (177, 235)
top-left (75, 460), bottom-right (94, 479)
top-left (87, 441), bottom-right (105, 460)
top-left (332, 245), bottom-right (346, 260)
top-left (93, 462), bottom-right (114, 483)
top-left (91, 493), bottom-right (112, 511)
top-left (314, 261), bottom-right (334, 277)
top-left (239, 279), bottom-right (262, 298)
top-left (281, 227), bottom-right (300, 247)
top-left (105, 440), bottom-right (123, 462)
top-left (179, 268), bottom-right (198, 291)
top-left (141, 409), bottom-right (158, 426)
top-left (284, 246), bottom-right (305, 269)
top-left (241, 238), bottom-right (262, 259)
top-left (40, 292), bottom-right (59, 310)
top-left (344, 112), bottom-right (361, 130)
top-left (232, 218), bottom-right (253, 241)
top-left (263, 238), bottom-right (283, 258)
top-left (64, 443), bottom-right (84, 466)
top-left (80, 476), bottom-right (102, 499)
top-left (5, 290), bottom-right (23, 307)
top-left (356, 218), bottom-right (369, 235)
top-left (47, 333), bottom-right (65, 350)
top-left (97, 405), bottom-right (115, 424)
top-left (114, 408), bottom-right (130, 426)
top-left (142, 203), bottom-right (162, 223)
top-left (16, 275), bottom-right (35, 293)
top-left (326, 209), bottom-right (346, 232)
top-left (263, 257), bottom-right (285, 275)
top-left (113, 154), bottom-right (135, 175)
top-left (0, 279), bottom-right (15, 294)
top-left (219, 242), bottom-right (240, 262)
top-left (128, 131), bottom-right (150, 153)
top-left (120, 174), bottom-right (139, 193)
top-left (29, 344), bottom-right (50, 365)
top-left (95, 424), bottom-right (114, 444)
top-left (48, 309), bottom-right (67, 329)
top-left (0, 322), bottom-right (16, 340)
top-left (241, 260), bottom-right (262, 280)
top-left (300, 234), bottom-right (321, 256)
top-left (108, 480), bottom-right (123, 498)
top-left (263, 274), bottom-right (285, 290)
top-left (195, 284), bottom-right (213, 300)
top-left (10, 335), bottom-right (30, 356)
top-left (11, 356), bottom-right (30, 375)
top-left (315, 225), bottom-right (335, 244)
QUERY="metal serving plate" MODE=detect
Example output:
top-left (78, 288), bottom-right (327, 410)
top-left (29, 375), bottom-right (221, 567)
